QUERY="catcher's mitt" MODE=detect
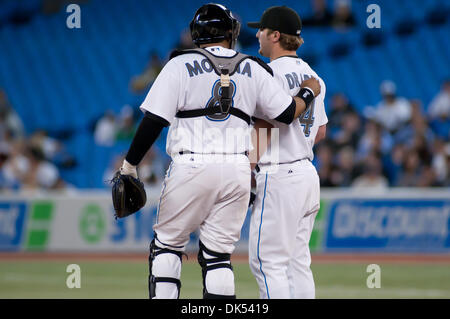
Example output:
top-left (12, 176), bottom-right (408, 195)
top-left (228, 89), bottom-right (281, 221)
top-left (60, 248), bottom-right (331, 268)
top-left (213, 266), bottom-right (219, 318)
top-left (111, 171), bottom-right (147, 219)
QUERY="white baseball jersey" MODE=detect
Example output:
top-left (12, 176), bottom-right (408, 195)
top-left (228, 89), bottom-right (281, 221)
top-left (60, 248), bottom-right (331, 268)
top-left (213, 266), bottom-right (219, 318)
top-left (139, 46), bottom-right (293, 158)
top-left (255, 56), bottom-right (328, 165)
top-left (249, 56), bottom-right (327, 299)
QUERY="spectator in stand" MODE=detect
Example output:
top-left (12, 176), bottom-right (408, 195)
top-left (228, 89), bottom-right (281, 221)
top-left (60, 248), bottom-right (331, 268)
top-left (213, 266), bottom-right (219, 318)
top-left (396, 149), bottom-right (422, 187)
top-left (0, 89), bottom-right (24, 139)
top-left (302, 0), bottom-right (333, 27)
top-left (410, 98), bottom-right (426, 116)
top-left (351, 152), bottom-right (388, 189)
top-left (94, 110), bottom-right (117, 147)
top-left (0, 142), bottom-right (11, 191)
top-left (382, 143), bottom-right (407, 186)
top-left (327, 93), bottom-right (356, 132)
top-left (356, 119), bottom-right (393, 161)
top-left (1, 139), bottom-right (29, 190)
top-left (115, 105), bottom-right (137, 142)
top-left (417, 165), bottom-right (438, 187)
top-left (394, 106), bottom-right (435, 148)
top-left (428, 79), bottom-right (450, 120)
top-left (428, 79), bottom-right (450, 140)
top-left (28, 130), bottom-right (77, 169)
top-left (331, 0), bottom-right (356, 30)
top-left (130, 51), bottom-right (164, 94)
top-left (23, 147), bottom-right (66, 191)
top-left (314, 142), bottom-right (336, 187)
top-left (411, 133), bottom-right (433, 166)
top-left (370, 80), bottom-right (412, 134)
top-left (331, 111), bottom-right (361, 151)
top-left (431, 139), bottom-right (449, 186)
top-left (330, 146), bottom-right (356, 187)
top-left (0, 129), bottom-right (14, 160)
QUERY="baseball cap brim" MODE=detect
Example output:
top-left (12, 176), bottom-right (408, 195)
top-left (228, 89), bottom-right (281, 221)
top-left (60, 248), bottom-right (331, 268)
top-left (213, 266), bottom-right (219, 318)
top-left (247, 22), bottom-right (261, 29)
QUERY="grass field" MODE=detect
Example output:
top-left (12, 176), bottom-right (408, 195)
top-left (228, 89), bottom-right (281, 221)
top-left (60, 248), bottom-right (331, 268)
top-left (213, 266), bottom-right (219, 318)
top-left (1, 256), bottom-right (449, 299)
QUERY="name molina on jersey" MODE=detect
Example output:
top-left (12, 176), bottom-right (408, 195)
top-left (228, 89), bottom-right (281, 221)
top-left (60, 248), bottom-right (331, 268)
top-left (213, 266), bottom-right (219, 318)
top-left (185, 59), bottom-right (252, 78)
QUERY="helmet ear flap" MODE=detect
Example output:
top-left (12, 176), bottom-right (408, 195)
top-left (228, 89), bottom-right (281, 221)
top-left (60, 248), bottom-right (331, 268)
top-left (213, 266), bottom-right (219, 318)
top-left (229, 19), bottom-right (241, 49)
top-left (189, 19), bottom-right (200, 47)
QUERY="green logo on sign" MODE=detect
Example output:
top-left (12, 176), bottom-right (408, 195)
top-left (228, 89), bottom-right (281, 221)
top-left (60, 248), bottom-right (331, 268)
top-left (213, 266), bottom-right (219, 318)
top-left (79, 204), bottom-right (105, 244)
top-left (26, 201), bottom-right (54, 251)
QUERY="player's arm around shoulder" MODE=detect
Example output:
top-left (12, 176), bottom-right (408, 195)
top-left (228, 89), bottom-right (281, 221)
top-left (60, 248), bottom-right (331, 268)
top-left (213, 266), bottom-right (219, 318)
top-left (292, 77), bottom-right (321, 117)
top-left (270, 76), bottom-right (321, 125)
top-left (254, 61), bottom-right (320, 124)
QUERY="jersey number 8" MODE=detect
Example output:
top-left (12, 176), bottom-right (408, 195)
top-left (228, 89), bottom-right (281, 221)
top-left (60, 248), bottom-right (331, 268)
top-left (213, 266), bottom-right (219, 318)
top-left (205, 79), bottom-right (236, 122)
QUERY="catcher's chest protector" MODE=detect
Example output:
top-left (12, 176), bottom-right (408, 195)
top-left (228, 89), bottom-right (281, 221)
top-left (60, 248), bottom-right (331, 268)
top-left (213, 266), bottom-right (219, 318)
top-left (170, 48), bottom-right (273, 125)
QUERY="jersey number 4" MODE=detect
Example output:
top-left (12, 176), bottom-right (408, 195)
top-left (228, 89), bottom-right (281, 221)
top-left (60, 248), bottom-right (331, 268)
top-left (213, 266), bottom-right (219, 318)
top-left (299, 102), bottom-right (315, 137)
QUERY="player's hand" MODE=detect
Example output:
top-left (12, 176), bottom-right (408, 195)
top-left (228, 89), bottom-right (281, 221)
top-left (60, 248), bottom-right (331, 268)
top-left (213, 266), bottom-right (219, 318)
top-left (301, 77), bottom-right (321, 97)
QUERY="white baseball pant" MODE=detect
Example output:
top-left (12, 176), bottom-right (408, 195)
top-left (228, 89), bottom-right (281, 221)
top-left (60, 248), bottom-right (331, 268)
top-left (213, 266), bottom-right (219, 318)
top-left (151, 153), bottom-right (251, 298)
top-left (249, 159), bottom-right (320, 299)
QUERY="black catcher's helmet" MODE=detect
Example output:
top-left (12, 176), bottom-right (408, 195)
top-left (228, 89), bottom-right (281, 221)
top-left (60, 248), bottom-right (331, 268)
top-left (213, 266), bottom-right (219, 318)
top-left (190, 3), bottom-right (241, 49)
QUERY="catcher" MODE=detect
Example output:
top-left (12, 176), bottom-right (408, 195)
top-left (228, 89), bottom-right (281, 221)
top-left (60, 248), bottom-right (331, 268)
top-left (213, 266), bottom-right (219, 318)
top-left (111, 2), bottom-right (320, 299)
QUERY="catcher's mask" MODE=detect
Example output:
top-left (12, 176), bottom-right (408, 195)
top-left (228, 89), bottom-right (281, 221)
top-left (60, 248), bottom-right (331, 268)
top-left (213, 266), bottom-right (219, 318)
top-left (190, 3), bottom-right (241, 49)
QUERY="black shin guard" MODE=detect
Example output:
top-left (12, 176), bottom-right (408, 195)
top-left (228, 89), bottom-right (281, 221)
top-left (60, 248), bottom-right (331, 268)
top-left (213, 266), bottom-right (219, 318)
top-left (197, 240), bottom-right (236, 299)
top-left (148, 238), bottom-right (183, 299)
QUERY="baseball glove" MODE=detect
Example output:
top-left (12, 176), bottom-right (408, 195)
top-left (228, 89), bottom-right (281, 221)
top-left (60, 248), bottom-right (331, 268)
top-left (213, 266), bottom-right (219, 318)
top-left (111, 171), bottom-right (147, 219)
